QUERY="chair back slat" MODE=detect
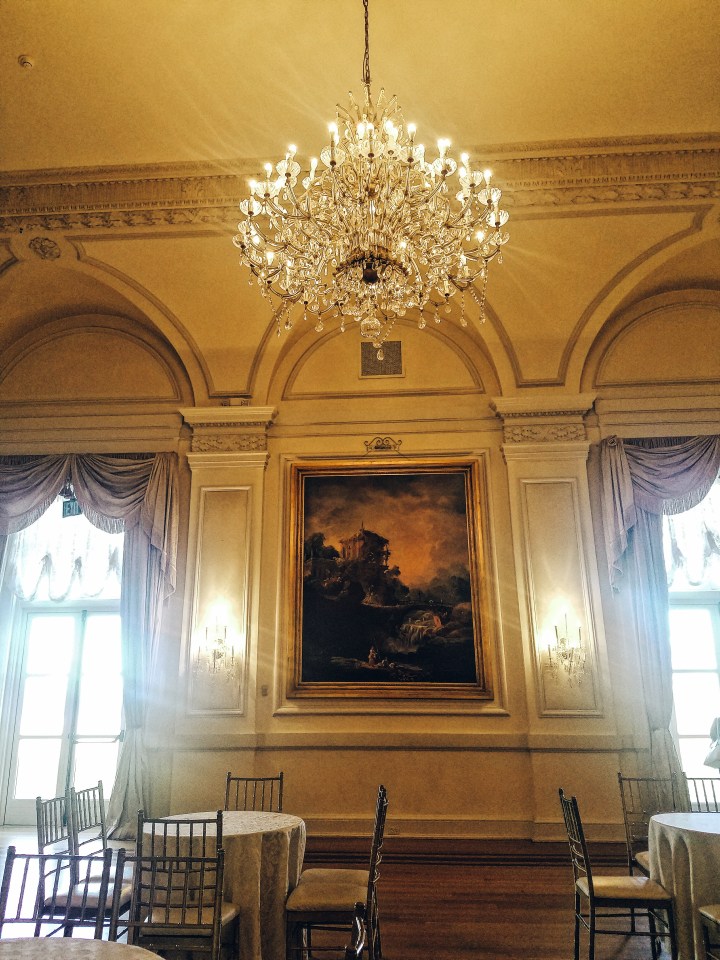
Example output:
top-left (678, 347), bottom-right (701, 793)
top-left (36, 795), bottom-right (72, 856)
top-left (111, 847), bottom-right (226, 958)
top-left (224, 772), bottom-right (284, 812)
top-left (137, 809), bottom-right (223, 859)
top-left (0, 844), bottom-right (113, 939)
top-left (365, 784), bottom-right (388, 960)
top-left (617, 772), bottom-right (679, 869)
top-left (685, 775), bottom-right (720, 811)
top-left (559, 788), bottom-right (593, 895)
top-left (70, 781), bottom-right (107, 856)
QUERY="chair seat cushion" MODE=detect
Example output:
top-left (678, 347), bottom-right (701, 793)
top-left (700, 904), bottom-right (720, 924)
top-left (146, 899), bottom-right (240, 930)
top-left (295, 868), bottom-right (369, 887)
top-left (633, 849), bottom-right (651, 874)
top-left (47, 878), bottom-right (132, 911)
top-left (286, 869), bottom-right (367, 914)
top-left (577, 874), bottom-right (671, 902)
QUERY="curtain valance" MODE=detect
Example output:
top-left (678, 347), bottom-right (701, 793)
top-left (0, 453), bottom-right (177, 594)
top-left (600, 435), bottom-right (720, 587)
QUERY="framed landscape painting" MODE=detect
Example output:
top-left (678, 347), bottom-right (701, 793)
top-left (286, 458), bottom-right (494, 700)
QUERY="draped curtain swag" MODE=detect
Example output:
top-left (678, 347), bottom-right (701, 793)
top-left (598, 435), bottom-right (720, 783)
top-left (0, 453), bottom-right (179, 837)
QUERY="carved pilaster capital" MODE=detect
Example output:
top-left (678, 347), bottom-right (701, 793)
top-left (180, 405), bottom-right (277, 454)
top-left (491, 394), bottom-right (596, 444)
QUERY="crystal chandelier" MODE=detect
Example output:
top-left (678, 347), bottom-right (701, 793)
top-left (233, 0), bottom-right (509, 359)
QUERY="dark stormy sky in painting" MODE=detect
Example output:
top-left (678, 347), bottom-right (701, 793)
top-left (302, 471), bottom-right (472, 589)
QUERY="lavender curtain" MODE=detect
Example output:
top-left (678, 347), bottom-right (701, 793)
top-left (0, 453), bottom-right (179, 836)
top-left (598, 435), bottom-right (720, 781)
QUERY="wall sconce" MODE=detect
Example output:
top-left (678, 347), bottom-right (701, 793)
top-left (193, 606), bottom-right (240, 684)
top-left (547, 613), bottom-right (586, 684)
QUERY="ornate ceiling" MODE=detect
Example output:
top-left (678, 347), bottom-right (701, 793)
top-left (0, 0), bottom-right (718, 406)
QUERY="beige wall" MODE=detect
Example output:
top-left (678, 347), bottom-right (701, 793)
top-left (1, 144), bottom-right (719, 843)
top-left (3, 305), bottom-right (719, 842)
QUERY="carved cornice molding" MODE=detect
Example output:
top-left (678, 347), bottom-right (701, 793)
top-left (504, 423), bottom-right (587, 443)
top-left (491, 394), bottom-right (597, 443)
top-left (180, 405), bottom-right (277, 454)
top-left (1, 138), bottom-right (717, 234)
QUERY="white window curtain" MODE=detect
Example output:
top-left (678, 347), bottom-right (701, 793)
top-left (664, 478), bottom-right (720, 591)
top-left (6, 496), bottom-right (123, 602)
top-left (596, 435), bottom-right (720, 783)
top-left (0, 453), bottom-right (179, 837)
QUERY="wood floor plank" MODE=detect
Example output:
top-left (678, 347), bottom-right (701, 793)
top-left (375, 860), bottom-right (667, 960)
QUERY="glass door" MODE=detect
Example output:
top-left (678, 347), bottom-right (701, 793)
top-left (2, 606), bottom-right (123, 825)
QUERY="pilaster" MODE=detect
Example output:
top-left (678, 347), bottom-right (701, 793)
top-left (177, 406), bottom-right (277, 726)
top-left (491, 394), bottom-right (608, 717)
top-left (491, 393), bottom-right (617, 839)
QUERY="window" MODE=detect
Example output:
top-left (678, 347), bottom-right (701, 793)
top-left (0, 497), bottom-right (124, 824)
top-left (7, 607), bottom-right (123, 817)
top-left (664, 478), bottom-right (720, 777)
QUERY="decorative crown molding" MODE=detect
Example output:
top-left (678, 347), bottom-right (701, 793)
top-left (180, 405), bottom-right (277, 454)
top-left (491, 394), bottom-right (597, 443)
top-left (1, 138), bottom-right (717, 235)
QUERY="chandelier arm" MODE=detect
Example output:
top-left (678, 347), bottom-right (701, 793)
top-left (463, 248), bottom-right (498, 266)
top-left (335, 102), bottom-right (355, 128)
top-left (263, 196), bottom-right (310, 224)
top-left (406, 177), bottom-right (447, 208)
top-left (281, 180), bottom-right (317, 222)
top-left (325, 185), bottom-right (358, 239)
top-left (244, 219), bottom-right (273, 246)
top-left (444, 194), bottom-right (480, 228)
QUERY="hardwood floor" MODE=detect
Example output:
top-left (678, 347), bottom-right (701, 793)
top-left (303, 839), bottom-right (669, 960)
top-left (0, 827), bottom-right (669, 960)
top-left (376, 859), bottom-right (662, 960)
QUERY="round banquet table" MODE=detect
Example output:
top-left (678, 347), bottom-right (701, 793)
top-left (0, 941), bottom-right (156, 959)
top-left (143, 810), bottom-right (306, 960)
top-left (649, 811), bottom-right (720, 960)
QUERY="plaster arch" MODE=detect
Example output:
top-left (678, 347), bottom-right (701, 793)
top-left (580, 288), bottom-right (720, 396)
top-left (563, 208), bottom-right (716, 392)
top-left (5, 238), bottom-right (213, 403)
top-left (250, 299), bottom-right (505, 408)
top-left (0, 312), bottom-right (195, 409)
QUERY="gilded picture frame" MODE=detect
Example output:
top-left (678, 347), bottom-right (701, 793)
top-left (286, 458), bottom-right (494, 700)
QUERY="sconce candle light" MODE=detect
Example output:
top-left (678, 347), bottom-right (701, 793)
top-left (547, 613), bottom-right (586, 684)
top-left (194, 613), bottom-right (237, 681)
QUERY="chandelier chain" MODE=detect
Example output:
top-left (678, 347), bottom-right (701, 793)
top-left (362, 0), bottom-right (371, 91)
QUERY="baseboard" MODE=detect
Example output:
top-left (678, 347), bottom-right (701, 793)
top-left (303, 835), bottom-right (628, 867)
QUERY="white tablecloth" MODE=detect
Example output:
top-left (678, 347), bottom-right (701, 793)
top-left (649, 811), bottom-right (720, 960)
top-left (0, 941), bottom-right (156, 959)
top-left (143, 809), bottom-right (306, 960)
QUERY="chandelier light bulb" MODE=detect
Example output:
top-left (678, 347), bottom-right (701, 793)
top-left (233, 0), bottom-right (510, 358)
